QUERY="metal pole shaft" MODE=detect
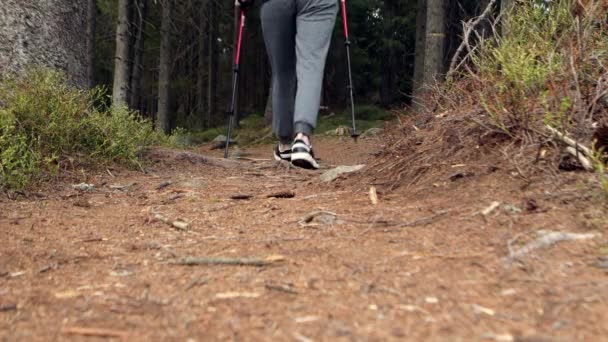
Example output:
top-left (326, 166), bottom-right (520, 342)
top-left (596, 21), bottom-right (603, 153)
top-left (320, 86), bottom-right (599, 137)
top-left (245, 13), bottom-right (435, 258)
top-left (340, 0), bottom-right (358, 139)
top-left (345, 43), bottom-right (356, 136)
top-left (224, 68), bottom-right (239, 158)
top-left (224, 9), bottom-right (246, 158)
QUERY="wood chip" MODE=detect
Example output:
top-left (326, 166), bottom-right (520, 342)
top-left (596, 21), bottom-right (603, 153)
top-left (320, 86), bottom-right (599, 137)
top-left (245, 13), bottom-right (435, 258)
top-left (54, 290), bottom-right (81, 299)
top-left (481, 201), bottom-right (501, 216)
top-left (472, 304), bottom-right (495, 316)
top-left (369, 186), bottom-right (378, 205)
top-left (215, 292), bottom-right (261, 299)
top-left (294, 316), bottom-right (320, 324)
top-left (265, 283), bottom-right (299, 294)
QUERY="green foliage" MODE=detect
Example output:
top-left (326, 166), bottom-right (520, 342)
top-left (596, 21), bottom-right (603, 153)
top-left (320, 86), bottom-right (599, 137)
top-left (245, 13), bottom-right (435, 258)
top-left (459, 0), bottom-right (608, 195)
top-left (0, 70), bottom-right (163, 190)
top-left (471, 1), bottom-right (576, 131)
top-left (590, 147), bottom-right (608, 198)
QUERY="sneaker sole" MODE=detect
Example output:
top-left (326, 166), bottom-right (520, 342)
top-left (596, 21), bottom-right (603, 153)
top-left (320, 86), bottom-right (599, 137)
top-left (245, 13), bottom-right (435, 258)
top-left (274, 152), bottom-right (291, 162)
top-left (291, 152), bottom-right (319, 170)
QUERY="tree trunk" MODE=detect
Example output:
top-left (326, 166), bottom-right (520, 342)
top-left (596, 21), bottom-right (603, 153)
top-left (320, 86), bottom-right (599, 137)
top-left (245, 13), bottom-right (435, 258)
top-left (422, 0), bottom-right (446, 88)
top-left (412, 0), bottom-right (427, 101)
top-left (413, 0), bottom-right (446, 109)
top-left (87, 0), bottom-right (97, 88)
top-left (207, 0), bottom-right (219, 128)
top-left (157, 0), bottom-right (173, 134)
top-left (0, 0), bottom-right (89, 87)
top-left (196, 0), bottom-right (207, 127)
top-left (130, 0), bottom-right (147, 110)
top-left (112, 0), bottom-right (131, 106)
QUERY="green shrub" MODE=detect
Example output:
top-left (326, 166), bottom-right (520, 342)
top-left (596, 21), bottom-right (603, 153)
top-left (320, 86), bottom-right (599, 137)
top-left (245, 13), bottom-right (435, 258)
top-left (0, 69), bottom-right (163, 190)
top-left (464, 0), bottom-right (608, 134)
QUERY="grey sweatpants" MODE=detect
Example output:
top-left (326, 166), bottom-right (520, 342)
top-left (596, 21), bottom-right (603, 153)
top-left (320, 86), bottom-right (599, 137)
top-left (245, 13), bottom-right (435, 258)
top-left (261, 0), bottom-right (338, 144)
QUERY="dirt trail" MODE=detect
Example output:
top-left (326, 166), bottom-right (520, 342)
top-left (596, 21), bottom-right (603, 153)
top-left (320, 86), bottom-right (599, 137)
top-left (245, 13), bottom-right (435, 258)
top-left (1, 135), bottom-right (607, 341)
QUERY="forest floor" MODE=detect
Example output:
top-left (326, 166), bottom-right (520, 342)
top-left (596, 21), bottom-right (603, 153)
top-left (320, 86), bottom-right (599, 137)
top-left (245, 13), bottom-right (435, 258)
top-left (1, 133), bottom-right (607, 341)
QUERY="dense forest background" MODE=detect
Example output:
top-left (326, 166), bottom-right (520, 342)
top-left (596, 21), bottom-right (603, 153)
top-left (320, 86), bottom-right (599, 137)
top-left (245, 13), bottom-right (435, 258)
top-left (91, 0), bottom-right (498, 133)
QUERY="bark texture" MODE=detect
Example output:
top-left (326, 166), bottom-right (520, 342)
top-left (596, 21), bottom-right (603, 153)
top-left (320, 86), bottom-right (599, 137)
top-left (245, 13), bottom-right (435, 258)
top-left (0, 0), bottom-right (89, 87)
top-left (112, 0), bottom-right (131, 106)
top-left (156, 0), bottom-right (173, 134)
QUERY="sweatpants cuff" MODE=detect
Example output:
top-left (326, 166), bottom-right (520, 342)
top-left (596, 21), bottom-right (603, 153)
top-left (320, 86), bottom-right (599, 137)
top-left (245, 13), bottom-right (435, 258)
top-left (278, 136), bottom-right (292, 144)
top-left (294, 122), bottom-right (314, 136)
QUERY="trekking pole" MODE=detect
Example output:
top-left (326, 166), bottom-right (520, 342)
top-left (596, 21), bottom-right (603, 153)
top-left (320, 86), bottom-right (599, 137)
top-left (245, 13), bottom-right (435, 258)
top-left (224, 8), bottom-right (247, 158)
top-left (340, 0), bottom-right (359, 140)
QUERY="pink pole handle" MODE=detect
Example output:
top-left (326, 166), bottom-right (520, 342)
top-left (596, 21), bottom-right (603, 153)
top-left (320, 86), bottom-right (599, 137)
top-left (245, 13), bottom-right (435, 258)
top-left (235, 9), bottom-right (246, 65)
top-left (340, 0), bottom-right (349, 40)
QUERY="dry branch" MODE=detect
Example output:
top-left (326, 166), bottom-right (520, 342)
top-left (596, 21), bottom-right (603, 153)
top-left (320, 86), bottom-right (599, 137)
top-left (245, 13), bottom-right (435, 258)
top-left (546, 125), bottom-right (593, 157)
top-left (546, 125), bottom-right (595, 171)
top-left (447, 0), bottom-right (498, 79)
top-left (565, 147), bottom-right (594, 171)
top-left (173, 255), bottom-right (285, 267)
top-left (505, 230), bottom-right (599, 262)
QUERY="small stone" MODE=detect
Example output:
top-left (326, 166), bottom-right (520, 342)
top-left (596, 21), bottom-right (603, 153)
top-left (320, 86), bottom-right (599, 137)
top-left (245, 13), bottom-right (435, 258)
top-left (320, 165), bottom-right (365, 182)
top-left (73, 198), bottom-right (91, 208)
top-left (360, 127), bottom-right (384, 138)
top-left (503, 204), bottom-right (522, 214)
top-left (593, 257), bottom-right (608, 269)
top-left (334, 126), bottom-right (352, 136)
top-left (72, 183), bottom-right (95, 192)
top-left (211, 135), bottom-right (237, 149)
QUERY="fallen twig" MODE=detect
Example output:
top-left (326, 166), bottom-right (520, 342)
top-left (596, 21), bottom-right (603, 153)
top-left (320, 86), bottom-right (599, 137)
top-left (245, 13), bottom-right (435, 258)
top-left (61, 326), bottom-right (128, 338)
top-left (265, 190), bottom-right (296, 199)
top-left (150, 210), bottom-right (189, 231)
top-left (546, 125), bottom-right (593, 158)
top-left (230, 194), bottom-right (254, 200)
top-left (265, 283), bottom-right (299, 295)
top-left (395, 210), bottom-right (450, 228)
top-left (173, 255), bottom-right (285, 267)
top-left (185, 277), bottom-right (209, 291)
top-left (505, 230), bottom-right (600, 262)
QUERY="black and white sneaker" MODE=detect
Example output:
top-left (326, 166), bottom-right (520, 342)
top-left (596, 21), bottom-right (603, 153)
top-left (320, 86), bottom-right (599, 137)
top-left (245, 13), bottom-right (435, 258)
top-left (291, 139), bottom-right (319, 169)
top-left (273, 144), bottom-right (292, 162)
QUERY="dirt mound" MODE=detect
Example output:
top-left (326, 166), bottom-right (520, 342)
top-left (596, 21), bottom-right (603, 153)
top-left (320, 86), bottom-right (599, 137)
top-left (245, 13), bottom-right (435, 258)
top-left (347, 105), bottom-right (596, 196)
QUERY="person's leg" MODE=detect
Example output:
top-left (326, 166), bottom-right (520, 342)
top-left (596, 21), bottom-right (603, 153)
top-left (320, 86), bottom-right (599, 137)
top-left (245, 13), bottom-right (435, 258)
top-left (293, 0), bottom-right (338, 138)
top-left (260, 0), bottom-right (297, 146)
